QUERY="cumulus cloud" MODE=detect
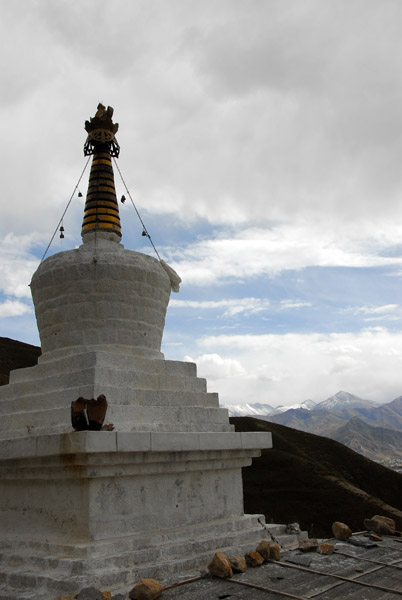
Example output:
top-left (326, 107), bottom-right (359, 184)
top-left (280, 300), bottom-right (312, 310)
top-left (184, 353), bottom-right (246, 380)
top-left (344, 304), bottom-right (402, 322)
top-left (169, 296), bottom-right (316, 318)
top-left (169, 297), bottom-right (270, 317)
top-left (0, 234), bottom-right (41, 298)
top-left (353, 304), bottom-right (399, 315)
top-left (0, 300), bottom-right (33, 318)
top-left (1, 0), bottom-right (402, 242)
top-left (3, 0), bottom-right (402, 408)
top-left (163, 223), bottom-right (402, 285)
top-left (190, 328), bottom-right (402, 406)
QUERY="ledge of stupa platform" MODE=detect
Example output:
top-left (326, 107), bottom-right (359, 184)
top-left (0, 429), bottom-right (272, 460)
top-left (0, 429), bottom-right (272, 598)
top-left (0, 429), bottom-right (272, 554)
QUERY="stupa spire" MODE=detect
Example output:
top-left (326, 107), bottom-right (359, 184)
top-left (81, 103), bottom-right (122, 241)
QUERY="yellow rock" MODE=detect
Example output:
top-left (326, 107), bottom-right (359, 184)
top-left (256, 540), bottom-right (271, 561)
top-left (245, 551), bottom-right (264, 567)
top-left (129, 578), bottom-right (164, 600)
top-left (332, 521), bottom-right (352, 540)
top-left (364, 515), bottom-right (395, 535)
top-left (227, 555), bottom-right (247, 573)
top-left (318, 543), bottom-right (334, 555)
top-left (269, 542), bottom-right (281, 561)
top-left (208, 552), bottom-right (233, 579)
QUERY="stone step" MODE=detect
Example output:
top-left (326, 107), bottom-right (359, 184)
top-left (0, 514), bottom-right (264, 559)
top-left (0, 376), bottom-right (95, 406)
top-left (0, 587), bottom-right (38, 600)
top-left (0, 405), bottom-right (231, 438)
top-left (0, 421), bottom-right (234, 440)
top-left (264, 523), bottom-right (308, 550)
top-left (2, 370), bottom-right (208, 402)
top-left (0, 524), bottom-right (263, 579)
top-left (0, 389), bottom-right (220, 417)
top-left (109, 404), bottom-right (230, 427)
top-left (265, 523), bottom-right (287, 535)
top-left (0, 515), bottom-right (267, 599)
top-left (9, 354), bottom-right (198, 384)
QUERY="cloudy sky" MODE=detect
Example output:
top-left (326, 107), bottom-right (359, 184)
top-left (1, 0), bottom-right (402, 407)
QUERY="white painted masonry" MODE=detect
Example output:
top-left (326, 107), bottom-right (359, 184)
top-left (31, 235), bottom-right (171, 358)
top-left (0, 230), bottom-right (272, 599)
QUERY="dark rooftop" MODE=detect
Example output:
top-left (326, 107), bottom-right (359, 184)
top-left (162, 533), bottom-right (402, 600)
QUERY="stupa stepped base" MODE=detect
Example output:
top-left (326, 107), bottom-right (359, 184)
top-left (0, 430), bottom-right (272, 599)
top-left (8, 349), bottom-right (201, 385)
top-left (0, 514), bottom-right (266, 600)
top-left (0, 405), bottom-right (232, 439)
top-left (0, 515), bottom-right (266, 598)
top-left (0, 351), bottom-right (231, 438)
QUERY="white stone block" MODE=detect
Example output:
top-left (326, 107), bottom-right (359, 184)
top-left (150, 432), bottom-right (200, 451)
top-left (198, 432), bottom-right (243, 450)
top-left (84, 431), bottom-right (117, 452)
top-left (36, 434), bottom-right (64, 456)
top-left (116, 432), bottom-right (151, 452)
top-left (56, 432), bottom-right (88, 454)
top-left (241, 431), bottom-right (272, 449)
top-left (0, 436), bottom-right (37, 460)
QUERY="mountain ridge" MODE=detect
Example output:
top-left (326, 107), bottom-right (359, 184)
top-left (223, 390), bottom-right (402, 465)
top-left (312, 390), bottom-right (379, 411)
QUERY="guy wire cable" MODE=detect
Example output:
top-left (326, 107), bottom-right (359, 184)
top-left (40, 157), bottom-right (91, 262)
top-left (113, 157), bottom-right (162, 261)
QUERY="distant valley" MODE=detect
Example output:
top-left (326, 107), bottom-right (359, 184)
top-left (224, 391), bottom-right (402, 471)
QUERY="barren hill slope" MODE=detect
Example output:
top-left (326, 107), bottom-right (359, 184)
top-left (231, 416), bottom-right (402, 538)
top-left (332, 416), bottom-right (402, 462)
top-left (0, 337), bottom-right (41, 386)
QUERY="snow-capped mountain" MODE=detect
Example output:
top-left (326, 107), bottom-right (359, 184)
top-left (223, 392), bottom-right (382, 419)
top-left (312, 391), bottom-right (379, 412)
top-left (223, 402), bottom-right (276, 417)
top-left (222, 399), bottom-right (316, 417)
top-left (271, 399), bottom-right (316, 414)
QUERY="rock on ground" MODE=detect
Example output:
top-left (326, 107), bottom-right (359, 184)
top-left (227, 555), bottom-right (247, 573)
top-left (255, 540), bottom-right (271, 561)
top-left (299, 538), bottom-right (318, 552)
top-left (364, 515), bottom-right (396, 535)
top-left (245, 551), bottom-right (264, 567)
top-left (207, 552), bottom-right (233, 579)
top-left (332, 521), bottom-right (352, 540)
top-left (129, 578), bottom-right (164, 600)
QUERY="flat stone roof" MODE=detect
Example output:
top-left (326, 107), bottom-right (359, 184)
top-left (162, 533), bottom-right (402, 600)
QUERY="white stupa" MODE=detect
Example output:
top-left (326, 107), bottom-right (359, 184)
top-left (0, 104), bottom-right (272, 599)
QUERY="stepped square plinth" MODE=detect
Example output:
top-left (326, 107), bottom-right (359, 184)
top-left (0, 105), bottom-right (272, 599)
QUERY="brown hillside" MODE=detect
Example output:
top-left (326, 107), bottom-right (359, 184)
top-left (332, 416), bottom-right (402, 461)
top-left (231, 416), bottom-right (402, 538)
top-left (0, 337), bottom-right (41, 386)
